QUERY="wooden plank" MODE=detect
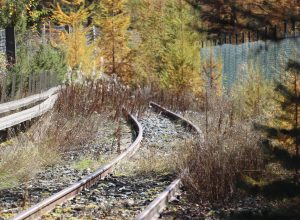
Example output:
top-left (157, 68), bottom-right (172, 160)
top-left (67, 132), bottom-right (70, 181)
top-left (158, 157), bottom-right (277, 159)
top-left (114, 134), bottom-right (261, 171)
top-left (0, 94), bottom-right (58, 131)
top-left (0, 86), bottom-right (60, 114)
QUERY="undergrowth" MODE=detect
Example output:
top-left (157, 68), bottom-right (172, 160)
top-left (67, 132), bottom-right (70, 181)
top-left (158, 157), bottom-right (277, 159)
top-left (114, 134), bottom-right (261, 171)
top-left (181, 97), bottom-right (263, 203)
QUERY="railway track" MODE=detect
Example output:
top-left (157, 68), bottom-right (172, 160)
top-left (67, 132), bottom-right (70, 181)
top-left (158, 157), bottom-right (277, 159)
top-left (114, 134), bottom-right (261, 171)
top-left (36, 103), bottom-right (197, 220)
top-left (6, 108), bottom-right (142, 220)
top-left (1, 99), bottom-right (201, 220)
top-left (0, 115), bottom-right (133, 219)
top-left (135, 102), bottom-right (203, 220)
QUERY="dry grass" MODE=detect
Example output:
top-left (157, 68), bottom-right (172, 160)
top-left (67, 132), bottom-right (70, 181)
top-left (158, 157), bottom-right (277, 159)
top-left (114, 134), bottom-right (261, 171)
top-left (0, 79), bottom-right (139, 190)
top-left (0, 131), bottom-right (60, 190)
top-left (115, 143), bottom-right (182, 177)
top-left (180, 98), bottom-right (263, 203)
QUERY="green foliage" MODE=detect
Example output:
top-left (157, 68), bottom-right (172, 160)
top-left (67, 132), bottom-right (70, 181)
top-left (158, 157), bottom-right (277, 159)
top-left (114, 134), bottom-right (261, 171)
top-left (10, 42), bottom-right (66, 79)
top-left (32, 44), bottom-right (67, 81)
top-left (0, 0), bottom-right (28, 27)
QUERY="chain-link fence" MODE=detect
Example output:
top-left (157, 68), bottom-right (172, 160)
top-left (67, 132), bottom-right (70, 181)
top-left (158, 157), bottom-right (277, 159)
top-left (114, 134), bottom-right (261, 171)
top-left (0, 29), bottom-right (6, 54)
top-left (0, 27), bottom-right (63, 103)
top-left (200, 36), bottom-right (300, 90)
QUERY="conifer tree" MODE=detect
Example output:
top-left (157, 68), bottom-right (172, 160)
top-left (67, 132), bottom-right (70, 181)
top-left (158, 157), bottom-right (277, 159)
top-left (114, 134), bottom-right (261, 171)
top-left (52, 0), bottom-right (94, 80)
top-left (95, 0), bottom-right (131, 82)
top-left (130, 0), bottom-right (167, 86)
top-left (131, 0), bottom-right (203, 95)
top-left (256, 60), bottom-right (300, 174)
top-left (231, 64), bottom-right (275, 120)
top-left (162, 0), bottom-right (203, 96)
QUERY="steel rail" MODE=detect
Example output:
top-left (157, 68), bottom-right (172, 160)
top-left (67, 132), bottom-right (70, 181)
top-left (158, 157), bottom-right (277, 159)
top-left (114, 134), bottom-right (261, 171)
top-left (135, 102), bottom-right (202, 220)
top-left (0, 86), bottom-right (61, 114)
top-left (11, 109), bottom-right (143, 220)
top-left (0, 94), bottom-right (58, 131)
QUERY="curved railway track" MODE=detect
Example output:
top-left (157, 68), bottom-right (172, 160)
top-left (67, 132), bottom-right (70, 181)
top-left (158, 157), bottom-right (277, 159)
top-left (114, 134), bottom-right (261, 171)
top-left (135, 102), bottom-right (203, 220)
top-left (2, 99), bottom-right (201, 220)
top-left (9, 109), bottom-right (143, 220)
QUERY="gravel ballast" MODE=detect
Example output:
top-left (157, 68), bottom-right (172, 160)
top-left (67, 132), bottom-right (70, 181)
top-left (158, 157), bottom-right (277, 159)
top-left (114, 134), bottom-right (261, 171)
top-left (43, 109), bottom-right (193, 219)
top-left (0, 115), bottom-right (132, 220)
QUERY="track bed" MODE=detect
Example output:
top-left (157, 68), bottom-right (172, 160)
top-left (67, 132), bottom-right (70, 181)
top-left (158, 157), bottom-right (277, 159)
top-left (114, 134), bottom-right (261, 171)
top-left (43, 110), bottom-right (192, 219)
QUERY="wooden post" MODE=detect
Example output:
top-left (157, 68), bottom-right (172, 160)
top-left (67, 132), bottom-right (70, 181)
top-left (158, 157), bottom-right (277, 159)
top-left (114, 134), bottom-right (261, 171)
top-left (33, 73), bottom-right (37, 94)
top-left (28, 74), bottom-right (32, 95)
top-left (5, 26), bottom-right (16, 64)
top-left (39, 72), bottom-right (43, 92)
top-left (19, 73), bottom-right (24, 98)
top-left (1, 75), bottom-right (6, 103)
top-left (11, 71), bottom-right (16, 100)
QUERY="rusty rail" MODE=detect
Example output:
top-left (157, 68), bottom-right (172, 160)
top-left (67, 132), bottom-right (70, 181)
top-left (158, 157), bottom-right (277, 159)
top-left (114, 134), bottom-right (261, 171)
top-left (135, 102), bottom-right (202, 220)
top-left (11, 109), bottom-right (143, 220)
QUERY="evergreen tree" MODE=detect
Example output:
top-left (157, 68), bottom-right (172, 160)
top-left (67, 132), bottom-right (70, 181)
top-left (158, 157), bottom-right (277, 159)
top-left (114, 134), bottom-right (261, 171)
top-left (95, 0), bottom-right (131, 82)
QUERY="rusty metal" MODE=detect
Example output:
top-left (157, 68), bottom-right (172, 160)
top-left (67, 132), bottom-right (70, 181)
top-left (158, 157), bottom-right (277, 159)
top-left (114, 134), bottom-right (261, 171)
top-left (11, 108), bottom-right (143, 220)
top-left (135, 178), bottom-right (182, 220)
top-left (135, 102), bottom-right (202, 220)
top-left (150, 102), bottom-right (203, 141)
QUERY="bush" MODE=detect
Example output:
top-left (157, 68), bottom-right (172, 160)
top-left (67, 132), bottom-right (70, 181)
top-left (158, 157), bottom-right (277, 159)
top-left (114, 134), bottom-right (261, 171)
top-left (181, 99), bottom-right (263, 202)
top-left (32, 44), bottom-right (67, 81)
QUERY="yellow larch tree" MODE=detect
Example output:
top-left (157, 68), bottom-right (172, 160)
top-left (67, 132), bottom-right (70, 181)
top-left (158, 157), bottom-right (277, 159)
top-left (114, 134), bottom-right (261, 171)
top-left (52, 0), bottom-right (95, 80)
top-left (95, 0), bottom-right (131, 82)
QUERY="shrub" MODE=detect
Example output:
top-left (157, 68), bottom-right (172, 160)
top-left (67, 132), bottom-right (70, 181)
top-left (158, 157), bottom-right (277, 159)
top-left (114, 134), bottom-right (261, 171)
top-left (181, 99), bottom-right (263, 202)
